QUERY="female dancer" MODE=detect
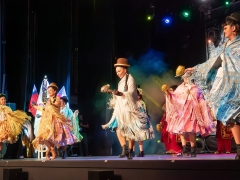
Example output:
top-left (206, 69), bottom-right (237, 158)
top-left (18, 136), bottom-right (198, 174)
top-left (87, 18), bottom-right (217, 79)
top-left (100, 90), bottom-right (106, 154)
top-left (185, 12), bottom-right (240, 160)
top-left (102, 58), bottom-right (153, 159)
top-left (157, 85), bottom-right (182, 155)
top-left (60, 96), bottom-right (82, 158)
top-left (132, 88), bottom-right (154, 157)
top-left (162, 68), bottom-right (214, 157)
top-left (32, 83), bottom-right (75, 160)
top-left (0, 93), bottom-right (31, 158)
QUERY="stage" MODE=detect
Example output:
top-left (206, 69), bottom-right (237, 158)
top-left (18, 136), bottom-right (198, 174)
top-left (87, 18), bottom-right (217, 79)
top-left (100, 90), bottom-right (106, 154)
top-left (0, 154), bottom-right (240, 180)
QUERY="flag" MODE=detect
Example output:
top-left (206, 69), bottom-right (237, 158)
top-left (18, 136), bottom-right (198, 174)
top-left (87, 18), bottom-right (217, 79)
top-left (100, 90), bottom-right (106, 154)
top-left (57, 86), bottom-right (67, 97)
top-left (57, 86), bottom-right (69, 107)
top-left (28, 85), bottom-right (38, 117)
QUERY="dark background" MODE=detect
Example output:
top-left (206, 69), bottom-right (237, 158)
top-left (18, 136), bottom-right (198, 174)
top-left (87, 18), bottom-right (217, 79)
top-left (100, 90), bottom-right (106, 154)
top-left (0, 0), bottom-right (239, 156)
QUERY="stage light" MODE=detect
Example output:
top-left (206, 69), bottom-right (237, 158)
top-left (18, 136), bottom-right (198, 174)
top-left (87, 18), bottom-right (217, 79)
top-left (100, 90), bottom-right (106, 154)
top-left (208, 39), bottom-right (212, 43)
top-left (157, 140), bottom-right (161, 143)
top-left (162, 16), bottom-right (172, 25)
top-left (183, 11), bottom-right (189, 18)
top-left (164, 19), bottom-right (170, 24)
top-left (180, 10), bottom-right (191, 21)
top-left (147, 16), bottom-right (152, 20)
top-left (225, 1), bottom-right (229, 5)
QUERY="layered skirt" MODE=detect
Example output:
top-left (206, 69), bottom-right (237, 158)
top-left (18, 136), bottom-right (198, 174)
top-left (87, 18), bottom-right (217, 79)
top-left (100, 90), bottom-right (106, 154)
top-left (0, 109), bottom-right (31, 143)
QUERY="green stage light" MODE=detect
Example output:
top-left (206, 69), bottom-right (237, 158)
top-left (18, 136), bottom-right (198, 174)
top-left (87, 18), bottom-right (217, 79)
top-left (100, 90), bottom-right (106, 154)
top-left (147, 16), bottom-right (152, 20)
top-left (225, 1), bottom-right (229, 5)
top-left (183, 12), bottom-right (189, 18)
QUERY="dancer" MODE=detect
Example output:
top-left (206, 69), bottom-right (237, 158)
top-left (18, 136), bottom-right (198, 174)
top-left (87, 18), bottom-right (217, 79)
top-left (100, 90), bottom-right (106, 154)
top-left (215, 120), bottom-right (233, 154)
top-left (132, 88), bottom-right (154, 157)
top-left (101, 58), bottom-right (153, 159)
top-left (60, 96), bottom-right (82, 158)
top-left (0, 93), bottom-right (31, 159)
top-left (162, 66), bottom-right (214, 157)
top-left (157, 85), bottom-right (182, 155)
top-left (32, 83), bottom-right (75, 160)
top-left (185, 12), bottom-right (240, 160)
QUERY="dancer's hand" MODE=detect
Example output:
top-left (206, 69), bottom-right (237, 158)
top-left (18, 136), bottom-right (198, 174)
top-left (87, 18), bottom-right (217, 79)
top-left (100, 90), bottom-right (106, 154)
top-left (107, 89), bottom-right (113, 94)
top-left (185, 67), bottom-right (194, 73)
top-left (113, 89), bottom-right (123, 96)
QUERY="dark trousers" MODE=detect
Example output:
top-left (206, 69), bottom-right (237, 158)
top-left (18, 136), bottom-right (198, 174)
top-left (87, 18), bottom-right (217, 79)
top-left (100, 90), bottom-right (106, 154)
top-left (78, 132), bottom-right (89, 156)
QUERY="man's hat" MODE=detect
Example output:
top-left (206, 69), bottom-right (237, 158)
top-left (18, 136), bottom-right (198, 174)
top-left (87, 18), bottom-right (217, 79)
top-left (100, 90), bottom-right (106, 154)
top-left (60, 96), bottom-right (68, 103)
top-left (114, 58), bottom-right (130, 68)
top-left (226, 12), bottom-right (240, 23)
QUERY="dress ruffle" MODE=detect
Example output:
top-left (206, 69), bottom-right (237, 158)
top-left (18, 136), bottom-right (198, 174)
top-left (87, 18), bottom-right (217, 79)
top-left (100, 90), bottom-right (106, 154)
top-left (71, 111), bottom-right (83, 142)
top-left (0, 105), bottom-right (31, 143)
top-left (102, 74), bottom-right (154, 141)
top-left (165, 83), bottom-right (215, 136)
top-left (191, 36), bottom-right (240, 124)
top-left (32, 97), bottom-right (75, 149)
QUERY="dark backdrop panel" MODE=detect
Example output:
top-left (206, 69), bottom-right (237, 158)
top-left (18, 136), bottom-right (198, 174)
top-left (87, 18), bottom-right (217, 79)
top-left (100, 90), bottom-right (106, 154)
top-left (5, 0), bottom-right (28, 109)
top-left (78, 0), bottom-right (115, 156)
top-left (34, 0), bottom-right (71, 96)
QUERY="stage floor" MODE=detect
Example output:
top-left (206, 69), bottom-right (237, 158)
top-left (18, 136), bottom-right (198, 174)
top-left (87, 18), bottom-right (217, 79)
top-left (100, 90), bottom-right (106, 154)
top-left (0, 154), bottom-right (239, 180)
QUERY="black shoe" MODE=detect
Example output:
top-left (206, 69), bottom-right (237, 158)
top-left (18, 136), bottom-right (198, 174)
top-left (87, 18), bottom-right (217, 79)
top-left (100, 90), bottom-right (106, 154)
top-left (128, 149), bottom-right (133, 160)
top-left (119, 145), bottom-right (129, 158)
top-left (137, 151), bottom-right (144, 157)
top-left (182, 145), bottom-right (188, 157)
top-left (190, 146), bottom-right (197, 157)
top-left (62, 151), bottom-right (66, 159)
top-left (235, 144), bottom-right (240, 160)
top-left (235, 154), bottom-right (240, 160)
top-left (132, 151), bottom-right (135, 157)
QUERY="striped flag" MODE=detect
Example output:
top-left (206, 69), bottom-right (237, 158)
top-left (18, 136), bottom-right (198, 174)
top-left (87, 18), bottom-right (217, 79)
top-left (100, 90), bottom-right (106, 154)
top-left (28, 85), bottom-right (39, 116)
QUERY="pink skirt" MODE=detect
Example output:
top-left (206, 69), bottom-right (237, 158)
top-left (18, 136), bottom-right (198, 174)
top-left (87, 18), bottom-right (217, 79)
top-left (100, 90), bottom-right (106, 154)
top-left (167, 100), bottom-right (212, 136)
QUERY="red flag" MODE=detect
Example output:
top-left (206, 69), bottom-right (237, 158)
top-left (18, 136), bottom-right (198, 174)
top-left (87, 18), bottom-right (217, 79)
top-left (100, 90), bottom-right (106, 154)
top-left (28, 85), bottom-right (39, 116)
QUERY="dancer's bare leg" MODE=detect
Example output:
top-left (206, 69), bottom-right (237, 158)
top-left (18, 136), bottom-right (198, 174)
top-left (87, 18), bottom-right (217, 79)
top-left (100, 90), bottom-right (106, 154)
top-left (44, 141), bottom-right (51, 160)
top-left (231, 125), bottom-right (240, 144)
top-left (128, 139), bottom-right (135, 150)
top-left (138, 141), bottom-right (144, 151)
top-left (180, 133), bottom-right (188, 146)
top-left (116, 128), bottom-right (126, 146)
top-left (189, 133), bottom-right (196, 147)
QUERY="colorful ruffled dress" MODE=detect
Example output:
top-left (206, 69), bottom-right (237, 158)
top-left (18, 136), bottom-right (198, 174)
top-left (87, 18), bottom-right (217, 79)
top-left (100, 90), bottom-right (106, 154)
top-left (32, 97), bottom-right (75, 149)
top-left (60, 107), bottom-right (83, 143)
top-left (102, 74), bottom-right (154, 141)
top-left (190, 36), bottom-right (240, 125)
top-left (0, 105), bottom-right (31, 143)
top-left (165, 82), bottom-right (215, 136)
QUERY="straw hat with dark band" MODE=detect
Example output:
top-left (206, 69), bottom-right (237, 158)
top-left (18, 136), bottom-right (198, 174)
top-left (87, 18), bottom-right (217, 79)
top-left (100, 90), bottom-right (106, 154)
top-left (114, 58), bottom-right (130, 68)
